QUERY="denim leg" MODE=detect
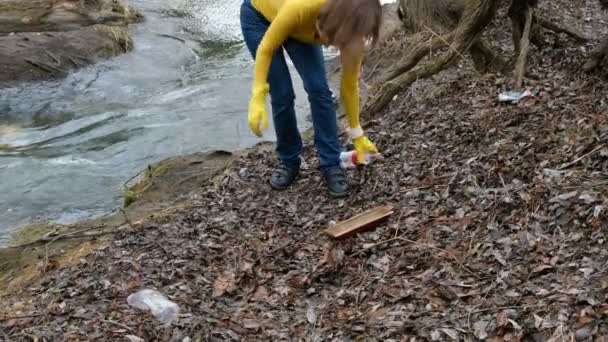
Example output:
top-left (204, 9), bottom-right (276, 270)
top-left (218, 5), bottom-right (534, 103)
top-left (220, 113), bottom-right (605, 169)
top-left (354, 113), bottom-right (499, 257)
top-left (240, 0), bottom-right (302, 167)
top-left (283, 39), bottom-right (341, 169)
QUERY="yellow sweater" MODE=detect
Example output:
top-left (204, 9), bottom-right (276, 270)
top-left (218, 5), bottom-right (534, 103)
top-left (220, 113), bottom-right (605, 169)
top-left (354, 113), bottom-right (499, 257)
top-left (251, 0), bottom-right (361, 129)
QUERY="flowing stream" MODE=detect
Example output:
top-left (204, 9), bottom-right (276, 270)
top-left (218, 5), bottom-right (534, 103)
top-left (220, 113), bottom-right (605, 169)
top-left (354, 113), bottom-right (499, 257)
top-left (0, 0), bottom-right (314, 244)
top-left (0, 0), bottom-right (394, 244)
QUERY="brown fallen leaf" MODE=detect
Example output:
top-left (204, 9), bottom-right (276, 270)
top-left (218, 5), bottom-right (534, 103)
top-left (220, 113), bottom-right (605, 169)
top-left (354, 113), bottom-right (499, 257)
top-left (336, 307), bottom-right (353, 321)
top-left (319, 242), bottom-right (345, 270)
top-left (253, 286), bottom-right (269, 302)
top-left (243, 319), bottom-right (262, 330)
top-left (287, 275), bottom-right (310, 289)
top-left (497, 311), bottom-right (509, 327)
top-left (474, 320), bottom-right (489, 340)
top-left (367, 306), bottom-right (389, 323)
top-left (240, 260), bottom-right (254, 274)
top-left (212, 271), bottom-right (237, 298)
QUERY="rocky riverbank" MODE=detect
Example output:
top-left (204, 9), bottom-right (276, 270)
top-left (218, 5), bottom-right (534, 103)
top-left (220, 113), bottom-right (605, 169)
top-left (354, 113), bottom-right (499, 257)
top-left (0, 0), bottom-right (142, 86)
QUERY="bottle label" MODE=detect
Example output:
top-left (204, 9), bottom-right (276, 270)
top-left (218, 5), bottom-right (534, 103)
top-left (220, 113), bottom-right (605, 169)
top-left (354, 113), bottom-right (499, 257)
top-left (351, 151), bottom-right (358, 165)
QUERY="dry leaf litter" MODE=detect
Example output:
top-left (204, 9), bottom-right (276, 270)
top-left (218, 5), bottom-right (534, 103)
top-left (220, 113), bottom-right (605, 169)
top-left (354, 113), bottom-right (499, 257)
top-left (2, 0), bottom-right (608, 341)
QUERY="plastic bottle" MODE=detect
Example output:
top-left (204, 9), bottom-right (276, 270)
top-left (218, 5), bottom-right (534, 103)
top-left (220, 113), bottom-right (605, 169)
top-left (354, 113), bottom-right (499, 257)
top-left (339, 151), bottom-right (378, 169)
top-left (127, 289), bottom-right (179, 323)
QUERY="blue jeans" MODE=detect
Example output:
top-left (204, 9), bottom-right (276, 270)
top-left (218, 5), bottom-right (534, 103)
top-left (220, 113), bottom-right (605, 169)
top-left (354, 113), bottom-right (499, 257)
top-left (240, 0), bottom-right (341, 169)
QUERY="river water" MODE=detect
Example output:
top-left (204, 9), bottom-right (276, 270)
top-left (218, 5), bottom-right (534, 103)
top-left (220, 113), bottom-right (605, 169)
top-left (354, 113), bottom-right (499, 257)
top-left (0, 0), bottom-right (315, 244)
top-left (0, 0), bottom-right (394, 244)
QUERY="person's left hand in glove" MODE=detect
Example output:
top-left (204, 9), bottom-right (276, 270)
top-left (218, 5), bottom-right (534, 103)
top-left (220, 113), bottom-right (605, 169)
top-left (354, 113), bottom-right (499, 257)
top-left (349, 127), bottom-right (379, 164)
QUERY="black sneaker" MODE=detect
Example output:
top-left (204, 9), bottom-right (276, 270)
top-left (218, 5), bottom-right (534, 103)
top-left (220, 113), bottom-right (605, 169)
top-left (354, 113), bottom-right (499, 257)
top-left (270, 163), bottom-right (300, 190)
top-left (323, 166), bottom-right (350, 198)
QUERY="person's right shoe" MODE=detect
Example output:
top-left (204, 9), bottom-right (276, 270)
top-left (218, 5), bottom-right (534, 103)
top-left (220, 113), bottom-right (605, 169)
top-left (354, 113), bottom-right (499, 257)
top-left (323, 166), bottom-right (350, 198)
top-left (270, 163), bottom-right (300, 190)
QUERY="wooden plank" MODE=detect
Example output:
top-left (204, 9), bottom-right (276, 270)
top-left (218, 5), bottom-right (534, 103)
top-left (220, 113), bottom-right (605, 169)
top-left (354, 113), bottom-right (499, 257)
top-left (324, 206), bottom-right (394, 240)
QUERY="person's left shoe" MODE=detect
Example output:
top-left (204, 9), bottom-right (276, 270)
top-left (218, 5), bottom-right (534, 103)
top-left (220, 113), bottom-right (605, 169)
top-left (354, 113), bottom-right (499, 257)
top-left (323, 166), bottom-right (350, 198)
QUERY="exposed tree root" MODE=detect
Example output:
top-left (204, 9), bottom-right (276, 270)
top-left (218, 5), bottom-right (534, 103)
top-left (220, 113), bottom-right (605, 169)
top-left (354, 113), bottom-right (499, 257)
top-left (383, 31), bottom-right (458, 83)
top-left (535, 15), bottom-right (589, 43)
top-left (470, 39), bottom-right (506, 73)
top-left (515, 5), bottom-right (534, 88)
top-left (583, 34), bottom-right (608, 71)
top-left (365, 0), bottom-right (500, 115)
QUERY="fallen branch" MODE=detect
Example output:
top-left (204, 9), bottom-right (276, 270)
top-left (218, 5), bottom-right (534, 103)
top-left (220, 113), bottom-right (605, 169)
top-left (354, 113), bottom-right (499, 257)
top-left (536, 15), bottom-right (589, 43)
top-left (7, 223), bottom-right (128, 249)
top-left (0, 314), bottom-right (44, 322)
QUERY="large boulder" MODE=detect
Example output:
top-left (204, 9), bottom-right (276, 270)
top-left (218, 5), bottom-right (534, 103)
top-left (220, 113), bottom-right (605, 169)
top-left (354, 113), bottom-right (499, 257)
top-left (0, 0), bottom-right (142, 85)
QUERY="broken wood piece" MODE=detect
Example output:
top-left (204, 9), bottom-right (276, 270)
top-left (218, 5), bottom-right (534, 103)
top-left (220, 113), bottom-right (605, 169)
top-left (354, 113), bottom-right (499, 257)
top-left (324, 206), bottom-right (394, 240)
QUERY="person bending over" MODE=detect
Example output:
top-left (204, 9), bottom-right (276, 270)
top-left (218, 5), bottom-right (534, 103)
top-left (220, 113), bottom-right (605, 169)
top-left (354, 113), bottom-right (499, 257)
top-left (241, 0), bottom-right (382, 197)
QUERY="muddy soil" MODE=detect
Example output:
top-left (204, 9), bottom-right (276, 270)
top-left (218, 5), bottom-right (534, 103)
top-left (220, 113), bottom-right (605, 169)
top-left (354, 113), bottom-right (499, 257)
top-left (0, 149), bottom-right (238, 295)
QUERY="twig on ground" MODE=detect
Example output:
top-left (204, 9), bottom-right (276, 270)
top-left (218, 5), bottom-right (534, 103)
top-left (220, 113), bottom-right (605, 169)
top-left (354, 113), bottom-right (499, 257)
top-left (355, 273), bottom-right (370, 312)
top-left (396, 237), bottom-right (482, 279)
top-left (0, 314), bottom-right (44, 322)
top-left (124, 166), bottom-right (149, 189)
top-left (101, 319), bottom-right (134, 332)
top-left (559, 144), bottom-right (606, 170)
top-left (25, 59), bottom-right (64, 74)
top-left (43, 49), bottom-right (61, 64)
top-left (351, 218), bottom-right (434, 257)
top-left (8, 220), bottom-right (128, 250)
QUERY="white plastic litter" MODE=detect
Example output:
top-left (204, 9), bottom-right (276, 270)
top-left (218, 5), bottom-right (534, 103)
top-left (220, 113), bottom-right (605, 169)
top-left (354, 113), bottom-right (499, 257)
top-left (498, 89), bottom-right (532, 104)
top-left (127, 289), bottom-right (179, 324)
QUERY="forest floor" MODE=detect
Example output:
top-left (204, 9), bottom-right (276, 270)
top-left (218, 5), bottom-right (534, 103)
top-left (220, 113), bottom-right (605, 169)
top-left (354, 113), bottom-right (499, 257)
top-left (1, 1), bottom-right (608, 341)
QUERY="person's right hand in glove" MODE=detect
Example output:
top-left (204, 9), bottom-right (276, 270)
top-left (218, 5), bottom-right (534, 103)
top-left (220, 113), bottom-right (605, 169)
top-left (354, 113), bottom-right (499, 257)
top-left (248, 83), bottom-right (269, 137)
top-left (350, 127), bottom-right (379, 164)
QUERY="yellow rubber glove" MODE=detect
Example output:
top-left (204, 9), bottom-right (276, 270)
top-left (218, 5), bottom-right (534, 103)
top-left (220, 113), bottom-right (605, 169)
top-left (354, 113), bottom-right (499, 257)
top-left (248, 84), bottom-right (269, 137)
top-left (350, 127), bottom-right (379, 164)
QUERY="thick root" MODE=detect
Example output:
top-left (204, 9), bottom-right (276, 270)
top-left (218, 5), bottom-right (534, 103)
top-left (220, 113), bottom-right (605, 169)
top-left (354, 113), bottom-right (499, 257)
top-left (470, 39), bottom-right (506, 73)
top-left (383, 31), bottom-right (458, 82)
top-left (515, 6), bottom-right (534, 88)
top-left (366, 0), bottom-right (500, 115)
top-left (583, 35), bottom-right (608, 71)
top-left (535, 15), bottom-right (589, 43)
